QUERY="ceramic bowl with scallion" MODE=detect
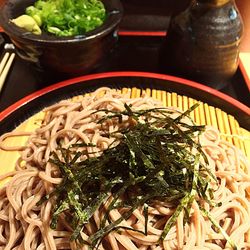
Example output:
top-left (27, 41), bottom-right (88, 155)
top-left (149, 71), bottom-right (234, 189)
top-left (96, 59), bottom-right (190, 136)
top-left (0, 0), bottom-right (123, 75)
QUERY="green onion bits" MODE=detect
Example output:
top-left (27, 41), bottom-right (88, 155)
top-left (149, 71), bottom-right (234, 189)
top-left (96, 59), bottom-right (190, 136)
top-left (19, 0), bottom-right (106, 36)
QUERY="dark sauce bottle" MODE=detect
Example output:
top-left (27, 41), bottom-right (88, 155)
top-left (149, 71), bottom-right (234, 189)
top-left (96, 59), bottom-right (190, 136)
top-left (160, 0), bottom-right (243, 89)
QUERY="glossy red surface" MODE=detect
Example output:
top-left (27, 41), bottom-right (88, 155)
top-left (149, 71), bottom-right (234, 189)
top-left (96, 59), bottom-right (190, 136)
top-left (0, 71), bottom-right (249, 123)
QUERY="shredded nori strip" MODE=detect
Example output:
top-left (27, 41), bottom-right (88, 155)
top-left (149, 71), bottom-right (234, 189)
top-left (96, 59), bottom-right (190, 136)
top-left (42, 104), bottom-right (236, 249)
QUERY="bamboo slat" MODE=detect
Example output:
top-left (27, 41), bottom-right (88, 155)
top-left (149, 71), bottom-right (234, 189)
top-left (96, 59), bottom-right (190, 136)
top-left (198, 102), bottom-right (206, 126)
top-left (0, 88), bottom-right (249, 179)
top-left (177, 94), bottom-right (183, 111)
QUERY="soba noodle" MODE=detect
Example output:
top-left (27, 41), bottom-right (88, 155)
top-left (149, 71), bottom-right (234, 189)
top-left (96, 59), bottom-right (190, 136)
top-left (0, 88), bottom-right (249, 250)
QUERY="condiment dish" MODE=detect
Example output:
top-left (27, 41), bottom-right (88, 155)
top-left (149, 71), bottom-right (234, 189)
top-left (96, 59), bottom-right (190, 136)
top-left (0, 0), bottom-right (123, 75)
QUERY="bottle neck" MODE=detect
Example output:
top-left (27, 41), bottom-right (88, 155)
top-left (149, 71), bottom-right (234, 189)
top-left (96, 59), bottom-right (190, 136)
top-left (196, 0), bottom-right (231, 6)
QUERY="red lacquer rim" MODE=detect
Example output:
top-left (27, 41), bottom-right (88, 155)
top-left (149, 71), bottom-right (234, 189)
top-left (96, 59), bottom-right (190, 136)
top-left (0, 71), bottom-right (249, 123)
top-left (118, 30), bottom-right (166, 37)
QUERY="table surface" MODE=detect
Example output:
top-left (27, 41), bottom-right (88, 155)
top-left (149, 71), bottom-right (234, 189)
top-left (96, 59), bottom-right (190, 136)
top-left (0, 0), bottom-right (249, 113)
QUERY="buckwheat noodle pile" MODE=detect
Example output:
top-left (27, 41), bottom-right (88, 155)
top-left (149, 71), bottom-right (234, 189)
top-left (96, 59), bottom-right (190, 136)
top-left (0, 88), bottom-right (249, 250)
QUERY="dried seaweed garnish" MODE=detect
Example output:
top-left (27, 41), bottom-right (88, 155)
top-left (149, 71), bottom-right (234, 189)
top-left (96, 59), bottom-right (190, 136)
top-left (200, 208), bottom-right (237, 250)
top-left (43, 104), bottom-right (235, 249)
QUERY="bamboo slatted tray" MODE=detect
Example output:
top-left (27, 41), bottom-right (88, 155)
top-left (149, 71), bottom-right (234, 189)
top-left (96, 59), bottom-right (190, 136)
top-left (0, 87), bottom-right (249, 180)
